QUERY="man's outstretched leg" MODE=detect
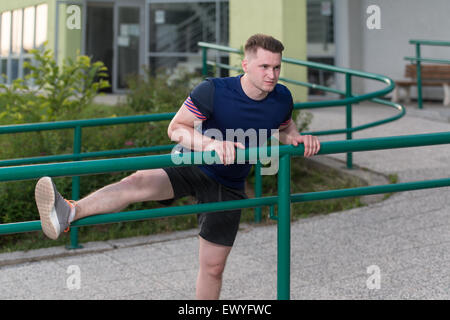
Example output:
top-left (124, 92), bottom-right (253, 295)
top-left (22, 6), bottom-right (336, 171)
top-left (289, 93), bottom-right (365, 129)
top-left (35, 169), bottom-right (174, 240)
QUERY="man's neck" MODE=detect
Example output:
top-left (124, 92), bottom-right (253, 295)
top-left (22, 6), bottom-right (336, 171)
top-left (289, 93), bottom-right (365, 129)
top-left (240, 74), bottom-right (268, 101)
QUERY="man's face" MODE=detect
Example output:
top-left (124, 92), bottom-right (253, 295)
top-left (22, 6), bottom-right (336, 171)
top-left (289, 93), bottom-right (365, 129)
top-left (242, 47), bottom-right (282, 94)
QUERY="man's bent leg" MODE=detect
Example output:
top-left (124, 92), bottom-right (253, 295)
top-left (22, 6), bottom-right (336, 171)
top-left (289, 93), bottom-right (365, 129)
top-left (74, 169), bottom-right (174, 220)
top-left (196, 236), bottom-right (232, 300)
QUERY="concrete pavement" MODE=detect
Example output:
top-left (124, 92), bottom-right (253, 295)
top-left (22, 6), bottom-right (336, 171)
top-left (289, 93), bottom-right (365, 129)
top-left (0, 101), bottom-right (449, 299)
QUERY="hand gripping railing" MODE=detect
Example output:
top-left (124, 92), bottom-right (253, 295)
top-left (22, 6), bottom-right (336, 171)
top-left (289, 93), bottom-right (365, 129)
top-left (1, 132), bottom-right (450, 299)
top-left (198, 41), bottom-right (406, 223)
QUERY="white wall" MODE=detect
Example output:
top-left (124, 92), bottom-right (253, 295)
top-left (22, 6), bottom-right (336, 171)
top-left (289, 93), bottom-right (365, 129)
top-left (334, 0), bottom-right (363, 93)
top-left (335, 0), bottom-right (450, 99)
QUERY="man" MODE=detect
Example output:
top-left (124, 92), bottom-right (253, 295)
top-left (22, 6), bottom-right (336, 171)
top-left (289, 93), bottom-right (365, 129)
top-left (34, 34), bottom-right (320, 299)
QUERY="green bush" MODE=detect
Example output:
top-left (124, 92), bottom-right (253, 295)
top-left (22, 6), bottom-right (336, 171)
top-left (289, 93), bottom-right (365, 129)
top-left (0, 44), bottom-right (109, 124)
top-left (126, 68), bottom-right (202, 113)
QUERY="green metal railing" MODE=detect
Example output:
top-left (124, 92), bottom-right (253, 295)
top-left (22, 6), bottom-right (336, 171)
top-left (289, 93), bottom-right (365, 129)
top-left (0, 42), bottom-right (407, 239)
top-left (404, 39), bottom-right (450, 109)
top-left (2, 132), bottom-right (450, 299)
top-left (198, 42), bottom-right (406, 222)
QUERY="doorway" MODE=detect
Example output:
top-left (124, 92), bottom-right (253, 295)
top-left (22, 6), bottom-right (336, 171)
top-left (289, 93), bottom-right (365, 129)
top-left (85, 0), bottom-right (144, 92)
top-left (86, 2), bottom-right (113, 92)
top-left (116, 4), bottom-right (142, 90)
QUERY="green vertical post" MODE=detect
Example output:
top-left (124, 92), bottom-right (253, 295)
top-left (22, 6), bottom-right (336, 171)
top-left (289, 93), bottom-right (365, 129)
top-left (346, 73), bottom-right (353, 169)
top-left (254, 161), bottom-right (262, 223)
top-left (68, 126), bottom-right (83, 249)
top-left (277, 154), bottom-right (291, 300)
top-left (202, 47), bottom-right (208, 77)
top-left (416, 43), bottom-right (423, 109)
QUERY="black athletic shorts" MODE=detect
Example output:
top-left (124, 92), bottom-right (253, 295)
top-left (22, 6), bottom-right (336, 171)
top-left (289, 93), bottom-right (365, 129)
top-left (159, 166), bottom-right (247, 247)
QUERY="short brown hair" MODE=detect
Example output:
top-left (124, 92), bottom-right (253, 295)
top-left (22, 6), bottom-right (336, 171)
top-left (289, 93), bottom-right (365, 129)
top-left (244, 34), bottom-right (284, 56)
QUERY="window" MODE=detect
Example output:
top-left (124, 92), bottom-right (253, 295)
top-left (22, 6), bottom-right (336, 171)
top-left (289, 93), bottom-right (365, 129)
top-left (23, 6), bottom-right (36, 52)
top-left (149, 2), bottom-right (217, 54)
top-left (307, 0), bottom-right (334, 44)
top-left (35, 4), bottom-right (48, 48)
top-left (1, 11), bottom-right (11, 57)
top-left (0, 4), bottom-right (48, 84)
top-left (307, 0), bottom-right (335, 95)
top-left (148, 1), bottom-right (229, 76)
top-left (12, 9), bottom-right (23, 54)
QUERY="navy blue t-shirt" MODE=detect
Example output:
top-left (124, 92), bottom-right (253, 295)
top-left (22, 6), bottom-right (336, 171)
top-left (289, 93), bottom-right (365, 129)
top-left (184, 75), bottom-right (293, 190)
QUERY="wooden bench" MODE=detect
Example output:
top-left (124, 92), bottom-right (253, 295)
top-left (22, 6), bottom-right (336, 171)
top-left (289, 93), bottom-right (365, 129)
top-left (392, 64), bottom-right (450, 106)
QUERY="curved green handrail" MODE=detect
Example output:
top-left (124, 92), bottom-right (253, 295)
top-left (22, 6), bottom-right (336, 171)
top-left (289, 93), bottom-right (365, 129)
top-left (198, 41), bottom-right (405, 137)
top-left (203, 59), bottom-right (405, 136)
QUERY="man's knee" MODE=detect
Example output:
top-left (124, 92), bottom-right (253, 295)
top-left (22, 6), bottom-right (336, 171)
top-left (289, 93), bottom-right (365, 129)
top-left (121, 171), bottom-right (145, 187)
top-left (202, 259), bottom-right (226, 279)
top-left (119, 169), bottom-right (173, 202)
top-left (199, 237), bottom-right (232, 279)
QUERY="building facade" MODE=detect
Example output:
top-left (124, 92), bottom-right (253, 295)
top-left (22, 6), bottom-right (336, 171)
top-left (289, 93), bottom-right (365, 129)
top-left (0, 0), bottom-right (358, 102)
top-left (0, 0), bottom-right (230, 93)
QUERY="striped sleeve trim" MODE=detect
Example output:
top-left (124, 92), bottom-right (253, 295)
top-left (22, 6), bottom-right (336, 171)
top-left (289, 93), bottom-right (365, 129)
top-left (184, 96), bottom-right (207, 120)
top-left (281, 118), bottom-right (292, 126)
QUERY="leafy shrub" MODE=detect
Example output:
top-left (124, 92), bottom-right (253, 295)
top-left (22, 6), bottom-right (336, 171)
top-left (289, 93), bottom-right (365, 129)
top-left (126, 68), bottom-right (202, 113)
top-left (0, 46), bottom-right (111, 175)
top-left (0, 44), bottom-right (109, 124)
